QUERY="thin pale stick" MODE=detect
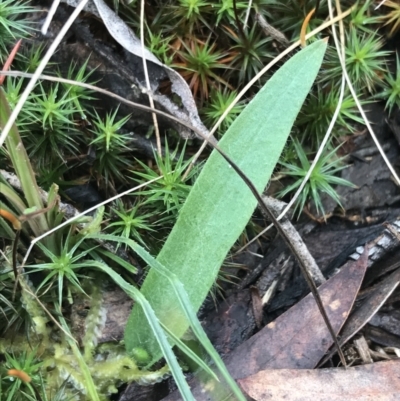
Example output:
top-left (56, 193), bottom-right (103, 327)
top-left (375, 0), bottom-right (388, 10)
top-left (41, 0), bottom-right (61, 34)
top-left (21, 175), bottom-right (164, 269)
top-left (140, 0), bottom-right (161, 156)
top-left (243, 0), bottom-right (253, 29)
top-left (0, 0), bottom-right (89, 149)
top-left (262, 196), bottom-right (325, 284)
top-left (327, 1), bottom-right (400, 188)
top-left (0, 70), bottom-right (203, 138)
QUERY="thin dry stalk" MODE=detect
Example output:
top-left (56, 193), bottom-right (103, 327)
top-left (328, 0), bottom-right (400, 187)
top-left (0, 71), bottom-right (201, 133)
top-left (140, 0), bottom-right (161, 157)
top-left (243, 0), bottom-right (253, 29)
top-left (21, 175), bottom-right (164, 269)
top-left (375, 0), bottom-right (388, 9)
top-left (41, 0), bottom-right (61, 34)
top-left (0, 0), bottom-right (89, 148)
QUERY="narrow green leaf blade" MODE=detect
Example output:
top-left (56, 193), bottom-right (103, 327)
top-left (125, 40), bottom-right (327, 362)
top-left (83, 255), bottom-right (194, 401)
top-left (95, 233), bottom-right (246, 399)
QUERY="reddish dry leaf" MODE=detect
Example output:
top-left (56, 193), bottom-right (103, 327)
top-left (239, 359), bottom-right (400, 401)
top-left (0, 39), bottom-right (21, 85)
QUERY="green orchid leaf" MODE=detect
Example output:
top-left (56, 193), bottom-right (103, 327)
top-left (125, 40), bottom-right (327, 363)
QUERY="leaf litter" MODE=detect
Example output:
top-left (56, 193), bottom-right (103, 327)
top-left (162, 248), bottom-right (368, 401)
top-left (239, 359), bottom-right (400, 401)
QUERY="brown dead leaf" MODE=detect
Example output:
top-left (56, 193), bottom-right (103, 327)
top-left (161, 249), bottom-right (368, 401)
top-left (318, 266), bottom-right (400, 367)
top-left (342, 267), bottom-right (400, 341)
top-left (239, 359), bottom-right (400, 401)
top-left (223, 249), bottom-right (368, 379)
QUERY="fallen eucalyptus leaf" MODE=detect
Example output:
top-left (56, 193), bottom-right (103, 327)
top-left (160, 242), bottom-right (368, 401)
top-left (318, 265), bottom-right (400, 367)
top-left (239, 360), bottom-right (400, 401)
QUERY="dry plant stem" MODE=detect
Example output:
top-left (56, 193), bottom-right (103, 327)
top-left (0, 203), bottom-right (58, 288)
top-left (262, 196), bottom-right (325, 285)
top-left (0, 71), bottom-right (206, 139)
top-left (42, 0), bottom-right (61, 34)
top-left (328, 0), bottom-right (400, 186)
top-left (243, 0), bottom-right (253, 29)
top-left (0, 0), bottom-right (89, 148)
top-left (12, 229), bottom-right (21, 299)
top-left (20, 175), bottom-right (164, 268)
top-left (185, 5), bottom-right (355, 178)
top-left (19, 198), bottom-right (58, 223)
top-left (255, 13), bottom-right (289, 46)
top-left (375, 0), bottom-right (388, 9)
top-left (11, 197), bottom-right (65, 297)
top-left (140, 0), bottom-right (161, 157)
